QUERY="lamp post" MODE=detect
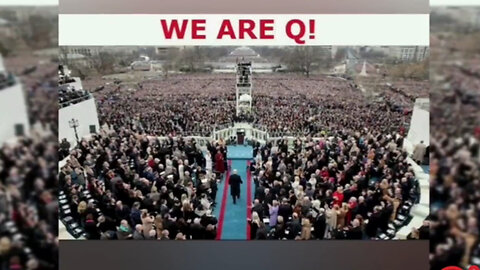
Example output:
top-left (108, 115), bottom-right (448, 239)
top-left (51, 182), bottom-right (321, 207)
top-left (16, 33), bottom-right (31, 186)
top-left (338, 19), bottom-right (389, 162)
top-left (69, 118), bottom-right (80, 142)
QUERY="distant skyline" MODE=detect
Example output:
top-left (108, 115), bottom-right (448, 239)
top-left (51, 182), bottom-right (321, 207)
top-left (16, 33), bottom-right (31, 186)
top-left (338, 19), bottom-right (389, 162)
top-left (0, 0), bottom-right (57, 5)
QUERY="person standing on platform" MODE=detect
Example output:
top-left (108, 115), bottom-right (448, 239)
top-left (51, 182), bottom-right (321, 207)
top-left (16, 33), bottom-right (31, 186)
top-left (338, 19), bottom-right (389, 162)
top-left (229, 169), bottom-right (243, 204)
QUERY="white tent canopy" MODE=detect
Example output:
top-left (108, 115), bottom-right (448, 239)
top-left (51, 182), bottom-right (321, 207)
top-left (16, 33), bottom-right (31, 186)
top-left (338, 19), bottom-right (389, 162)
top-left (239, 94), bottom-right (252, 102)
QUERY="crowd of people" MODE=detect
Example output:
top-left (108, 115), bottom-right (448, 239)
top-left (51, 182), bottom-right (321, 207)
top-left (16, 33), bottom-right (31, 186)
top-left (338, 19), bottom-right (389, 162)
top-left (57, 69), bottom-right (431, 243)
top-left (1, 54), bottom-right (58, 270)
top-left (383, 80), bottom-right (429, 112)
top-left (246, 109), bottom-right (423, 239)
top-left (54, 47), bottom-right (434, 243)
top-left (59, 130), bottom-right (223, 240)
top-left (428, 20), bottom-right (480, 269)
top-left (90, 75), bottom-right (235, 137)
top-left (58, 84), bottom-right (92, 108)
top-left (58, 68), bottom-right (92, 108)
top-left (5, 55), bottom-right (58, 130)
top-left (89, 74), bottom-right (413, 138)
top-left (389, 80), bottom-right (429, 101)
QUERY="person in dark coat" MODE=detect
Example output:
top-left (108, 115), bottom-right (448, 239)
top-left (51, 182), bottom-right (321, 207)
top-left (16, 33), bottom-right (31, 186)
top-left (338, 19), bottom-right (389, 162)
top-left (84, 214), bottom-right (100, 239)
top-left (229, 169), bottom-right (243, 204)
top-left (287, 213), bottom-right (302, 239)
top-left (278, 198), bottom-right (293, 221)
top-left (346, 219), bottom-right (363, 239)
top-left (190, 218), bottom-right (206, 240)
top-left (252, 199), bottom-right (265, 220)
top-left (366, 206), bottom-right (382, 238)
top-left (314, 209), bottom-right (327, 239)
top-left (380, 202), bottom-right (394, 233)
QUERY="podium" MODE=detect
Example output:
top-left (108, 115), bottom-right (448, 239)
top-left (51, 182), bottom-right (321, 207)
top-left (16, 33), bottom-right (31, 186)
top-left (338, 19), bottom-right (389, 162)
top-left (237, 129), bottom-right (245, 145)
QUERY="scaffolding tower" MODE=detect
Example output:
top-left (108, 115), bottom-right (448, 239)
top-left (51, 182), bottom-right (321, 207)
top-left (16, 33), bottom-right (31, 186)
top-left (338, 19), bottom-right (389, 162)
top-left (235, 61), bottom-right (253, 117)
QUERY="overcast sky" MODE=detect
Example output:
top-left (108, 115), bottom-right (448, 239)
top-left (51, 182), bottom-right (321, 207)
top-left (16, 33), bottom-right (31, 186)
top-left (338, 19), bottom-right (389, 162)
top-left (0, 0), bottom-right (57, 5)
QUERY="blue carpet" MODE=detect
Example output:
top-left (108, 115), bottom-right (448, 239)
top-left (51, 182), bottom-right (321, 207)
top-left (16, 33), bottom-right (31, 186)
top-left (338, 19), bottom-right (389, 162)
top-left (227, 145), bottom-right (253, 160)
top-left (214, 146), bottom-right (254, 240)
top-left (221, 159), bottom-right (249, 240)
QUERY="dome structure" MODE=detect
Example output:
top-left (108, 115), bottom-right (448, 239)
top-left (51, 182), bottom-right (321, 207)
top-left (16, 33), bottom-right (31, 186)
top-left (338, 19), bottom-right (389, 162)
top-left (220, 47), bottom-right (269, 63)
top-left (229, 46), bottom-right (260, 57)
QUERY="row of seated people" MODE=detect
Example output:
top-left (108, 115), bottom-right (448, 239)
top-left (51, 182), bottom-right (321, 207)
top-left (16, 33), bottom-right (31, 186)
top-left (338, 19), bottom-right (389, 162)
top-left (59, 131), bottom-right (224, 240)
top-left (58, 85), bottom-right (91, 108)
top-left (246, 132), bottom-right (421, 240)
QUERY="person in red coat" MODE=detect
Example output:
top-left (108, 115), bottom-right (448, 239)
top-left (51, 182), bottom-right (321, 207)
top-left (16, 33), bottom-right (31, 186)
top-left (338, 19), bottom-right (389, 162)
top-left (333, 186), bottom-right (344, 207)
top-left (215, 150), bottom-right (225, 177)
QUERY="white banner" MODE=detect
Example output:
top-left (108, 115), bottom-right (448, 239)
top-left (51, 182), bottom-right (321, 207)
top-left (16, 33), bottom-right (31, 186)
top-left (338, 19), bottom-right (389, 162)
top-left (59, 14), bottom-right (429, 46)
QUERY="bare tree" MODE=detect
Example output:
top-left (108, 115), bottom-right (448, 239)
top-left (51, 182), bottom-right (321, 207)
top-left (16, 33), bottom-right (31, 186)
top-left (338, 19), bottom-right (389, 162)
top-left (284, 47), bottom-right (332, 77)
top-left (59, 47), bottom-right (70, 66)
top-left (25, 15), bottom-right (54, 49)
top-left (334, 47), bottom-right (347, 62)
top-left (92, 52), bottom-right (115, 74)
top-left (176, 46), bottom-right (205, 72)
top-left (161, 49), bottom-right (179, 77)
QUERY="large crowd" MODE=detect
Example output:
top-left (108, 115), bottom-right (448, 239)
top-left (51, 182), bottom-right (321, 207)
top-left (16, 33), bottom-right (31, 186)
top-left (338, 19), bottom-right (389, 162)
top-left (429, 30), bottom-right (480, 269)
top-left (383, 80), bottom-right (429, 112)
top-left (88, 75), bottom-right (236, 137)
top-left (247, 101), bottom-right (424, 240)
top-left (88, 74), bottom-right (419, 138)
top-left (1, 54), bottom-right (58, 270)
top-left (59, 131), bottom-right (222, 240)
top-left (56, 65), bottom-right (431, 242)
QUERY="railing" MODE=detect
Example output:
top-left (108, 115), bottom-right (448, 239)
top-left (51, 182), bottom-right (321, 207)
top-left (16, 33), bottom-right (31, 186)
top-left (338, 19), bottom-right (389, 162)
top-left (213, 122), bottom-right (269, 144)
top-left (147, 135), bottom-right (213, 148)
top-left (212, 123), bottom-right (330, 147)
